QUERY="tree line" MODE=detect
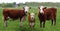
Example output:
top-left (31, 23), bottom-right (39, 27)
top-left (0, 2), bottom-right (60, 7)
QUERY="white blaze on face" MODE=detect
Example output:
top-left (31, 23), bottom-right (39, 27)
top-left (30, 13), bottom-right (35, 20)
top-left (24, 6), bottom-right (29, 13)
top-left (40, 6), bottom-right (44, 14)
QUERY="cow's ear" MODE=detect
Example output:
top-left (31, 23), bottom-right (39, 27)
top-left (44, 7), bottom-right (47, 9)
top-left (38, 7), bottom-right (40, 9)
top-left (29, 7), bottom-right (31, 9)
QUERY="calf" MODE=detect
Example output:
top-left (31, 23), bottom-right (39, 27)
top-left (28, 13), bottom-right (36, 29)
top-left (38, 6), bottom-right (57, 28)
top-left (3, 6), bottom-right (31, 27)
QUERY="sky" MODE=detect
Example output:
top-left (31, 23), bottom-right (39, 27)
top-left (0, 0), bottom-right (60, 4)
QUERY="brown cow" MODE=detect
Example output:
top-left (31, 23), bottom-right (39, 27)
top-left (38, 6), bottom-right (57, 28)
top-left (28, 13), bottom-right (36, 29)
top-left (3, 6), bottom-right (31, 27)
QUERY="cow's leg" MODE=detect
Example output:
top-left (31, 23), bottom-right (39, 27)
top-left (51, 19), bottom-right (53, 25)
top-left (52, 14), bottom-right (56, 25)
top-left (29, 23), bottom-right (31, 28)
top-left (20, 21), bottom-right (23, 27)
top-left (54, 20), bottom-right (56, 25)
top-left (29, 22), bottom-right (35, 29)
top-left (51, 18), bottom-right (56, 25)
top-left (40, 21), bottom-right (42, 28)
top-left (21, 16), bottom-right (26, 22)
top-left (29, 23), bottom-right (32, 29)
top-left (4, 16), bottom-right (8, 27)
top-left (4, 20), bottom-right (7, 27)
top-left (54, 18), bottom-right (56, 25)
top-left (32, 22), bottom-right (35, 29)
top-left (43, 21), bottom-right (45, 28)
top-left (20, 17), bottom-right (24, 27)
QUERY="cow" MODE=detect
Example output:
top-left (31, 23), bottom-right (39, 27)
top-left (28, 13), bottom-right (36, 29)
top-left (3, 6), bottom-right (31, 27)
top-left (38, 6), bottom-right (57, 28)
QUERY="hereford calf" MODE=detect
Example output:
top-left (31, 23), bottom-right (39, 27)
top-left (38, 6), bottom-right (57, 28)
top-left (28, 13), bottom-right (36, 29)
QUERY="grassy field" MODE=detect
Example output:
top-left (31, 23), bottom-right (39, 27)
top-left (0, 7), bottom-right (60, 31)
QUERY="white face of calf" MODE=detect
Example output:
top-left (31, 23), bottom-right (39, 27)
top-left (24, 6), bottom-right (30, 13)
top-left (30, 13), bottom-right (35, 20)
top-left (39, 6), bottom-right (44, 14)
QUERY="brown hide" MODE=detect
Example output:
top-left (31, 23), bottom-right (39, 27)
top-left (38, 7), bottom-right (57, 28)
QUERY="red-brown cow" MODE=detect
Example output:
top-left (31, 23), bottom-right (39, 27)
top-left (3, 6), bottom-right (31, 27)
top-left (38, 6), bottom-right (57, 28)
top-left (28, 13), bottom-right (36, 29)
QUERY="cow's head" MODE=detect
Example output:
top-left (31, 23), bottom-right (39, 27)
top-left (38, 6), bottom-right (47, 14)
top-left (28, 13), bottom-right (36, 21)
top-left (23, 6), bottom-right (31, 14)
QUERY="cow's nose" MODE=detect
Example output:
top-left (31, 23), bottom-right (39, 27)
top-left (40, 13), bottom-right (44, 14)
top-left (32, 17), bottom-right (34, 19)
top-left (26, 11), bottom-right (27, 13)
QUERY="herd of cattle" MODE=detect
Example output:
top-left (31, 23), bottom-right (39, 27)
top-left (3, 6), bottom-right (57, 28)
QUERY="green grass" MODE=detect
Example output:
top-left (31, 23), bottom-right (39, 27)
top-left (0, 7), bottom-right (60, 31)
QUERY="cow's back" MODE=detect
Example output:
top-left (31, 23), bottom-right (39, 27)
top-left (3, 8), bottom-right (25, 19)
top-left (44, 8), bottom-right (57, 20)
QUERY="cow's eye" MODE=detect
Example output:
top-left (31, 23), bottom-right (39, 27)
top-left (39, 9), bottom-right (41, 10)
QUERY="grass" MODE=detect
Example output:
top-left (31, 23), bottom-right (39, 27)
top-left (0, 7), bottom-right (60, 31)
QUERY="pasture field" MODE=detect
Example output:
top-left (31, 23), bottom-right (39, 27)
top-left (0, 7), bottom-right (60, 31)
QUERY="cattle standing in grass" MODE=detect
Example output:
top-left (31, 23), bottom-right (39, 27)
top-left (3, 6), bottom-right (31, 27)
top-left (38, 6), bottom-right (57, 28)
top-left (28, 13), bottom-right (36, 29)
